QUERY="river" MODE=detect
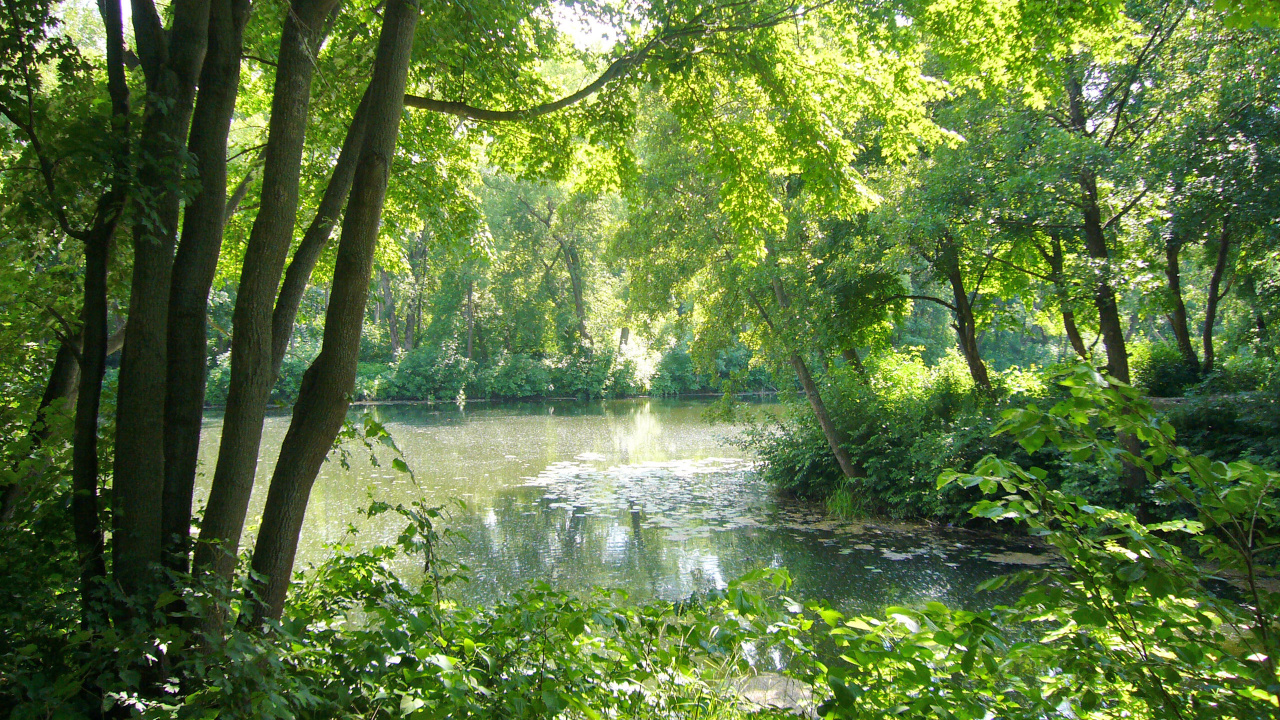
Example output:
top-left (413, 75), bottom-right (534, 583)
top-left (197, 398), bottom-right (1046, 612)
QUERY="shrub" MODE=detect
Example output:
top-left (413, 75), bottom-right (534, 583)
top-left (746, 350), bottom-right (1119, 522)
top-left (382, 342), bottom-right (474, 401)
top-left (474, 351), bottom-right (551, 399)
top-left (1131, 341), bottom-right (1200, 397)
top-left (1190, 354), bottom-right (1274, 395)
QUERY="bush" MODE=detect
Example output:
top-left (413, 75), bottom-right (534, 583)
top-left (474, 351), bottom-right (551, 399)
top-left (746, 351), bottom-right (1120, 522)
top-left (381, 342), bottom-right (475, 401)
top-left (1164, 393), bottom-right (1280, 468)
top-left (1189, 354), bottom-right (1274, 395)
top-left (1131, 341), bottom-right (1200, 397)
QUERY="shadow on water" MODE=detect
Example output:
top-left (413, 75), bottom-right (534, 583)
top-left (197, 398), bottom-right (1049, 613)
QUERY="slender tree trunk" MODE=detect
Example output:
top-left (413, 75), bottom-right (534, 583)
top-left (161, 0), bottom-right (252, 572)
top-left (71, 0), bottom-right (131, 602)
top-left (1062, 309), bottom-right (1089, 360)
top-left (0, 338), bottom-right (81, 524)
top-left (753, 278), bottom-right (859, 480)
top-left (1163, 231), bottom-right (1199, 372)
top-left (247, 0), bottom-right (418, 621)
top-left (196, 0), bottom-right (341, 581)
top-left (1202, 217), bottom-right (1232, 374)
top-left (466, 280), bottom-right (475, 360)
top-left (1067, 76), bottom-right (1129, 383)
top-left (271, 86), bottom-right (371, 376)
top-left (112, 0), bottom-right (210, 597)
top-left (380, 268), bottom-right (400, 354)
top-left (564, 244), bottom-right (591, 346)
top-left (224, 160), bottom-right (259, 222)
top-left (789, 352), bottom-right (859, 479)
top-left (944, 263), bottom-right (991, 391)
top-left (842, 347), bottom-right (866, 376)
top-left (73, 223), bottom-right (114, 622)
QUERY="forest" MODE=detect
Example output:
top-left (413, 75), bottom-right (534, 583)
top-left (2, 0), bottom-right (1280, 716)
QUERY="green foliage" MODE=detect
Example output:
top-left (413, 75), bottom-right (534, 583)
top-left (746, 352), bottom-right (1106, 522)
top-left (649, 343), bottom-right (772, 398)
top-left (1164, 393), bottom-right (1280, 468)
top-left (935, 366), bottom-right (1280, 717)
top-left (382, 342), bottom-right (476, 401)
top-left (1131, 341), bottom-right (1202, 397)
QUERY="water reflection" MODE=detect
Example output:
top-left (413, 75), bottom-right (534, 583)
top-left (196, 399), bottom-right (1044, 612)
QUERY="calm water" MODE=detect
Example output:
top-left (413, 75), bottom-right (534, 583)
top-left (196, 399), bottom-right (1045, 612)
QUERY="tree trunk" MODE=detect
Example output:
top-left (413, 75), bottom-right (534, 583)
top-left (161, 0), bottom-right (252, 572)
top-left (112, 0), bottom-right (211, 597)
top-left (247, 0), bottom-right (418, 621)
top-left (380, 268), bottom-right (400, 354)
top-left (1202, 217), bottom-right (1231, 374)
top-left (466, 280), bottom-right (475, 360)
top-left (196, 0), bottom-right (341, 581)
top-left (1067, 76), bottom-right (1129, 383)
top-left (1062, 309), bottom-right (1089, 359)
top-left (944, 262), bottom-right (991, 391)
top-left (790, 352), bottom-right (860, 479)
top-left (841, 347), bottom-right (866, 376)
top-left (1163, 231), bottom-right (1199, 372)
top-left (271, 86), bottom-right (372, 377)
top-left (0, 335), bottom-right (82, 525)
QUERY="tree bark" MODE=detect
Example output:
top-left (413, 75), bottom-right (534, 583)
top-left (0, 338), bottom-right (81, 525)
top-left (466, 279), bottom-right (475, 360)
top-left (1067, 75), bottom-right (1129, 383)
top-left (1202, 217), bottom-right (1231, 374)
top-left (196, 0), bottom-right (342, 581)
top-left (271, 86), bottom-right (372, 377)
top-left (789, 352), bottom-right (860, 479)
top-left (161, 0), bottom-right (252, 573)
top-left (112, 0), bottom-right (211, 597)
top-left (247, 0), bottom-right (419, 621)
top-left (380, 268), bottom-right (401, 354)
top-left (1062, 309), bottom-right (1089, 360)
top-left (842, 347), bottom-right (866, 376)
top-left (1163, 231), bottom-right (1199, 372)
top-left (944, 263), bottom-right (991, 391)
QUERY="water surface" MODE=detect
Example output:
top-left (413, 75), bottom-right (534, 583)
top-left (197, 399), bottom-right (1044, 611)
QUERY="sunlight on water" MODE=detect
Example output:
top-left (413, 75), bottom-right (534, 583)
top-left (197, 398), bottom-right (1047, 611)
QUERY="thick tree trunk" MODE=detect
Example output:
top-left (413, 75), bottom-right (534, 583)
top-left (161, 0), bottom-right (252, 572)
top-left (1163, 231), bottom-right (1199, 372)
top-left (247, 0), bottom-right (418, 621)
top-left (380, 268), bottom-right (400, 354)
top-left (1202, 217), bottom-right (1231, 374)
top-left (271, 86), bottom-right (371, 376)
top-left (196, 0), bottom-right (341, 581)
top-left (112, 0), bottom-right (210, 597)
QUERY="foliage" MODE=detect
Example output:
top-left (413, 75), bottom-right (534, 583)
top-left (1132, 341), bottom-right (1203, 397)
top-left (744, 351), bottom-right (1120, 522)
top-left (382, 342), bottom-right (476, 402)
